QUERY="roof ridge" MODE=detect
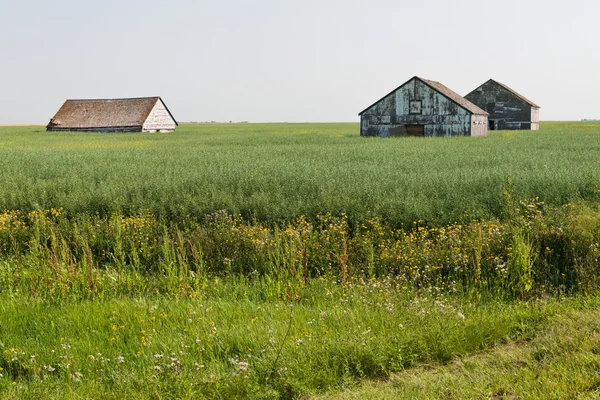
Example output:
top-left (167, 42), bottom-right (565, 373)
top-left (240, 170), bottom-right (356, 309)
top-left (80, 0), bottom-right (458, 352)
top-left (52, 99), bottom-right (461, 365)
top-left (64, 96), bottom-right (161, 102)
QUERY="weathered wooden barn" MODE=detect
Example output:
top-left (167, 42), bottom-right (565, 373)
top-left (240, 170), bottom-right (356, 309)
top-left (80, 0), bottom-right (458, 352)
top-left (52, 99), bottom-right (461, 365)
top-left (465, 79), bottom-right (540, 130)
top-left (359, 76), bottom-right (488, 137)
top-left (46, 97), bottom-right (178, 132)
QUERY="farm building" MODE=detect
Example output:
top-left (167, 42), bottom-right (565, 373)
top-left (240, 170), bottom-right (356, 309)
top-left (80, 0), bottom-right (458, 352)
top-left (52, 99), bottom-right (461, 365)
top-left (359, 76), bottom-right (488, 137)
top-left (465, 79), bottom-right (540, 130)
top-left (47, 97), bottom-right (178, 133)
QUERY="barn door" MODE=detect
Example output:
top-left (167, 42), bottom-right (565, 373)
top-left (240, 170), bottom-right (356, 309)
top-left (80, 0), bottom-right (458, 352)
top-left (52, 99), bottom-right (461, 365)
top-left (405, 124), bottom-right (424, 137)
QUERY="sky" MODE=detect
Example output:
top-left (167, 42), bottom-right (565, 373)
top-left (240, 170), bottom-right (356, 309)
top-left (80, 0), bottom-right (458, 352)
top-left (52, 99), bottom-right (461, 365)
top-left (1, 0), bottom-right (599, 124)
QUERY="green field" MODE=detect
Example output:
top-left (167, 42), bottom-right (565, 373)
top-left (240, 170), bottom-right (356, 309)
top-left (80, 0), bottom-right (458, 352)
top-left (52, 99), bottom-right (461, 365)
top-left (0, 122), bottom-right (599, 226)
top-left (1, 122), bottom-right (600, 399)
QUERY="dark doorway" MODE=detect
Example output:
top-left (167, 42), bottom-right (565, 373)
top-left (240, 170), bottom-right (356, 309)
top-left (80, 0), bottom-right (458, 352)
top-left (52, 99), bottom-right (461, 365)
top-left (406, 124), bottom-right (424, 137)
top-left (489, 120), bottom-right (496, 130)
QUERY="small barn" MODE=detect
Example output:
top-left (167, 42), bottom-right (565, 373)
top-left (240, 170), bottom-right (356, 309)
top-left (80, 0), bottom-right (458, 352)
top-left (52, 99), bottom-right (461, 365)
top-left (47, 97), bottom-right (178, 133)
top-left (464, 79), bottom-right (540, 130)
top-left (359, 76), bottom-right (488, 137)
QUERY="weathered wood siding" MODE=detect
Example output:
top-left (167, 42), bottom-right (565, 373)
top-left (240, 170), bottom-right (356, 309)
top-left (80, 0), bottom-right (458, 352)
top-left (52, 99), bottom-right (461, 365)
top-left (142, 100), bottom-right (177, 132)
top-left (48, 126), bottom-right (142, 133)
top-left (531, 108), bottom-right (540, 130)
top-left (465, 81), bottom-right (536, 130)
top-left (471, 114), bottom-right (488, 137)
top-left (360, 78), bottom-right (484, 137)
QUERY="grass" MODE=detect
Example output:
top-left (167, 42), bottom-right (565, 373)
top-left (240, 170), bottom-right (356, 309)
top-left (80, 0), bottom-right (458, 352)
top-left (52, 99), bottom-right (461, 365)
top-left (328, 306), bottom-right (600, 399)
top-left (0, 278), bottom-right (587, 399)
top-left (0, 122), bottom-right (599, 226)
top-left (1, 122), bottom-right (600, 398)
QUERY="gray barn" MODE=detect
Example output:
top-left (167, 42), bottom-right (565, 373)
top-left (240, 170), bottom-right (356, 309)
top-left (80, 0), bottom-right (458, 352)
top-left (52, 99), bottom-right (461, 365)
top-left (47, 97), bottom-right (178, 133)
top-left (359, 76), bottom-right (488, 137)
top-left (465, 79), bottom-right (540, 130)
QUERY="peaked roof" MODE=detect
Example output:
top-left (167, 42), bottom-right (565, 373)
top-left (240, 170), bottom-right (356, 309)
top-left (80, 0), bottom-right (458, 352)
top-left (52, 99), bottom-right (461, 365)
top-left (47, 97), bottom-right (178, 129)
top-left (467, 79), bottom-right (540, 108)
top-left (359, 76), bottom-right (488, 116)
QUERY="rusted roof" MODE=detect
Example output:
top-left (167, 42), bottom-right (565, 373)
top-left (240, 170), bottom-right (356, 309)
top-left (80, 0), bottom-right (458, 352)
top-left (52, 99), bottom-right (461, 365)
top-left (359, 76), bottom-right (488, 116)
top-left (468, 79), bottom-right (540, 108)
top-left (47, 97), bottom-right (177, 129)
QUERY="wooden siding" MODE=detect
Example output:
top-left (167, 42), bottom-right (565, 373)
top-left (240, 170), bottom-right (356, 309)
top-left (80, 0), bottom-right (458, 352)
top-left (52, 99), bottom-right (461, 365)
top-left (471, 114), bottom-right (488, 137)
top-left (465, 80), bottom-right (539, 131)
top-left (360, 78), bottom-right (487, 137)
top-left (531, 108), bottom-right (540, 130)
top-left (142, 100), bottom-right (177, 132)
top-left (47, 126), bottom-right (143, 133)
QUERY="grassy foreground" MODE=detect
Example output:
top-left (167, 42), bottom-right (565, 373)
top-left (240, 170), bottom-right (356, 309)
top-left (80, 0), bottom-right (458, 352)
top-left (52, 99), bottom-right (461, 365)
top-left (329, 306), bottom-right (600, 399)
top-left (0, 280), bottom-right (591, 399)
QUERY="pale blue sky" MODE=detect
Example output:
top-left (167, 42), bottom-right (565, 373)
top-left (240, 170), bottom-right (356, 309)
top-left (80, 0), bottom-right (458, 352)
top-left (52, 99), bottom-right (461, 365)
top-left (1, 0), bottom-right (598, 123)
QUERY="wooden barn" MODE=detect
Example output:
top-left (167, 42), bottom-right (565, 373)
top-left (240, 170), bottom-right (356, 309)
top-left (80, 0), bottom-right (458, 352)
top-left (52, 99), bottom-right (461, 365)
top-left (464, 79), bottom-right (540, 130)
top-left (47, 97), bottom-right (178, 133)
top-left (359, 76), bottom-right (488, 138)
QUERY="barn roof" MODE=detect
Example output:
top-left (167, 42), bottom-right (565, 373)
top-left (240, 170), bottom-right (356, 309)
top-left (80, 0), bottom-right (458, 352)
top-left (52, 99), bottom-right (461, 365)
top-left (47, 97), bottom-right (178, 129)
top-left (359, 76), bottom-right (488, 116)
top-left (468, 79), bottom-right (540, 108)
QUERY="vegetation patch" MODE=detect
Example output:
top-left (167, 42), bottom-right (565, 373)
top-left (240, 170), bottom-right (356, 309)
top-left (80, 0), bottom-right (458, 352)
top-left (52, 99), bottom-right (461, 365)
top-left (0, 122), bottom-right (599, 398)
top-left (327, 307), bottom-right (600, 399)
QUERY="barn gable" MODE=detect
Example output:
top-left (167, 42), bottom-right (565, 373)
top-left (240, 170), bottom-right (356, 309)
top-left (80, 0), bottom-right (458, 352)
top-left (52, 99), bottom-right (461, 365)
top-left (47, 97), bottom-right (178, 133)
top-left (465, 79), bottom-right (540, 131)
top-left (142, 98), bottom-right (178, 133)
top-left (359, 76), bottom-right (488, 137)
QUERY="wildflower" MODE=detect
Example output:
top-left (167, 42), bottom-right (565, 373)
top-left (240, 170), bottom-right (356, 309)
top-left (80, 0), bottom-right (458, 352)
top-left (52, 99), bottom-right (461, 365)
top-left (153, 366), bottom-right (162, 372)
top-left (71, 371), bottom-right (83, 382)
top-left (117, 356), bottom-right (125, 364)
top-left (457, 312), bottom-right (466, 320)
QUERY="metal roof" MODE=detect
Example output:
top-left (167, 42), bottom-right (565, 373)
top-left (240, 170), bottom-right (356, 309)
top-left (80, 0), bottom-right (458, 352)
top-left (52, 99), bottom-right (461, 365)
top-left (47, 97), bottom-right (178, 129)
top-left (359, 76), bottom-right (489, 116)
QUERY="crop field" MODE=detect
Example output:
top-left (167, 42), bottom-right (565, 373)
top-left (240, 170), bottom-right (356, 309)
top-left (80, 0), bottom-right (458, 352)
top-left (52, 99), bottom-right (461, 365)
top-left (1, 122), bottom-right (600, 399)
top-left (0, 122), bottom-right (599, 225)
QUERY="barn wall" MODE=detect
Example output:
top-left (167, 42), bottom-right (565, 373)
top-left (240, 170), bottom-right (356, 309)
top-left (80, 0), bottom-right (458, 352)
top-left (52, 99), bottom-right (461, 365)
top-left (142, 100), bottom-right (177, 132)
top-left (465, 81), bottom-right (534, 130)
top-left (471, 115), bottom-right (488, 137)
top-left (47, 126), bottom-right (142, 133)
top-left (531, 108), bottom-right (540, 130)
top-left (360, 78), bottom-right (474, 137)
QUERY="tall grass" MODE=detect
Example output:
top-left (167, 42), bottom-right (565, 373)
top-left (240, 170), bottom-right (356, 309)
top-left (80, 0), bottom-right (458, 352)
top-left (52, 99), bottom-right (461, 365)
top-left (0, 122), bottom-right (599, 226)
top-left (0, 277), bottom-right (586, 399)
top-left (1, 199), bottom-right (599, 301)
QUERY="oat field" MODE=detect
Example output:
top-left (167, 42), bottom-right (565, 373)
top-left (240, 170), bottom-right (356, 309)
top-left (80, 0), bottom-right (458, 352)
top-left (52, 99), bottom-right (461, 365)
top-left (0, 122), bottom-right (599, 226)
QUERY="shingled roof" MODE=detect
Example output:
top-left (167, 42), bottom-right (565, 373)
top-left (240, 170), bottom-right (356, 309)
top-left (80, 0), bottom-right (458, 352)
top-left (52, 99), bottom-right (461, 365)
top-left (47, 97), bottom-right (177, 130)
top-left (359, 76), bottom-right (488, 116)
top-left (419, 78), bottom-right (488, 115)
